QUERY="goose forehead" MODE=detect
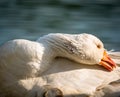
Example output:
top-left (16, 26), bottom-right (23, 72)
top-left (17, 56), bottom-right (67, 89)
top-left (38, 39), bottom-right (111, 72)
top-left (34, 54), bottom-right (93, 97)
top-left (76, 34), bottom-right (103, 46)
top-left (78, 34), bottom-right (100, 41)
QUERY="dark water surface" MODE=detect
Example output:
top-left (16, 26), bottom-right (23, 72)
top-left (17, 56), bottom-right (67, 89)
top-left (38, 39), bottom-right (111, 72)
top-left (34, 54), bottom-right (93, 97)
top-left (0, 0), bottom-right (120, 50)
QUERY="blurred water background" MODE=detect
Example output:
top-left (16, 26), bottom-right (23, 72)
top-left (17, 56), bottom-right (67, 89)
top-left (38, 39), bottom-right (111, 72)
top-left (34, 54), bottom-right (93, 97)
top-left (0, 0), bottom-right (120, 50)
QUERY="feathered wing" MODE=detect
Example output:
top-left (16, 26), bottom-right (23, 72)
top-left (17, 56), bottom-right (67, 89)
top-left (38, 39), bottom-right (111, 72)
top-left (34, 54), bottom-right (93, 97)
top-left (0, 39), bottom-right (42, 80)
top-left (92, 79), bottom-right (120, 97)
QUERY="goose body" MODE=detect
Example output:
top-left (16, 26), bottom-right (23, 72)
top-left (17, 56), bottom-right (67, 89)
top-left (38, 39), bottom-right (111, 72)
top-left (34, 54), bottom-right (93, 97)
top-left (0, 33), bottom-right (119, 97)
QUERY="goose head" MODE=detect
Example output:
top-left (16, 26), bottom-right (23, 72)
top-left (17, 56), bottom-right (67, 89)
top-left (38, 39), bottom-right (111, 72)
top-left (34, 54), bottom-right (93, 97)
top-left (65, 33), bottom-right (117, 71)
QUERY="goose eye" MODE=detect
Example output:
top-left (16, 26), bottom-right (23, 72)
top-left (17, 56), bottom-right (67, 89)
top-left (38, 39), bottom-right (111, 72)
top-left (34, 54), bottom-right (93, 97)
top-left (97, 44), bottom-right (101, 49)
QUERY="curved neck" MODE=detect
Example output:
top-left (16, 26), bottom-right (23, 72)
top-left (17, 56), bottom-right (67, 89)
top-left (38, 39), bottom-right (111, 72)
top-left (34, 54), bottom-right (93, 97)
top-left (37, 34), bottom-right (80, 73)
top-left (37, 34), bottom-right (78, 60)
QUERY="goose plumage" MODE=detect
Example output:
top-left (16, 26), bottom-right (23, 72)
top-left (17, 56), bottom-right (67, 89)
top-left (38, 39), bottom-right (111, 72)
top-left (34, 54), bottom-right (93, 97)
top-left (0, 33), bottom-right (119, 97)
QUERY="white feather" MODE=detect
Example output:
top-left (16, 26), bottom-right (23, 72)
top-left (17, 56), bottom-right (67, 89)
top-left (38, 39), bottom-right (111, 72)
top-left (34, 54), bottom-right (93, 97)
top-left (0, 33), bottom-right (119, 97)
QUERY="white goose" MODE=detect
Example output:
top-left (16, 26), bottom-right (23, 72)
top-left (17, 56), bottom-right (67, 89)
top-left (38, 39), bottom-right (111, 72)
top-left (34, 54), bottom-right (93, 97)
top-left (0, 33), bottom-right (119, 97)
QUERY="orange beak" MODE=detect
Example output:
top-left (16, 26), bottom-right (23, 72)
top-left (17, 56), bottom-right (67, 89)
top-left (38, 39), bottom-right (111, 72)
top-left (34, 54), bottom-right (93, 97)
top-left (99, 50), bottom-right (117, 71)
